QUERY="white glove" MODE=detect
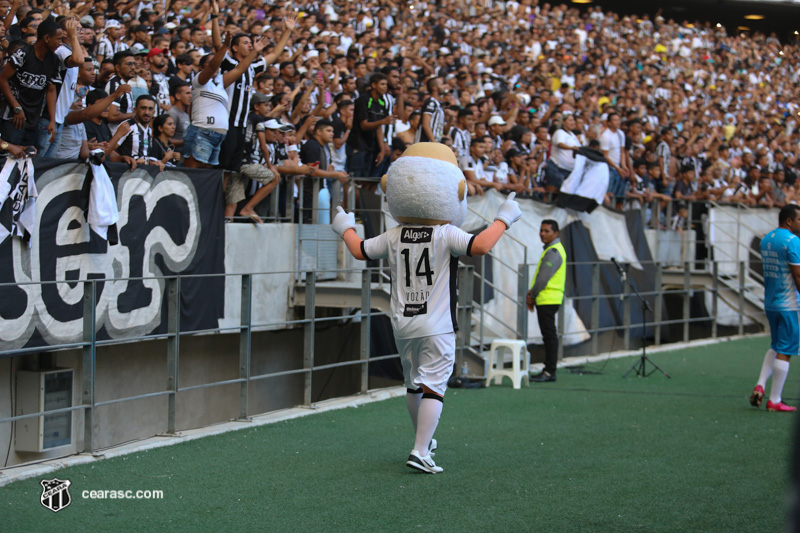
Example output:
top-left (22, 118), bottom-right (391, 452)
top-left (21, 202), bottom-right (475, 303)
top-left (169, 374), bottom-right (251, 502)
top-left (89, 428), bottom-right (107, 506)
top-left (495, 192), bottom-right (522, 228)
top-left (332, 206), bottom-right (356, 237)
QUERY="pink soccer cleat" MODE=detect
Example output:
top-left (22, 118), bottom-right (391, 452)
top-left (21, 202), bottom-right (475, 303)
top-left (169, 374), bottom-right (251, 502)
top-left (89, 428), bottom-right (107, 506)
top-left (766, 400), bottom-right (797, 412)
top-left (749, 385), bottom-right (765, 408)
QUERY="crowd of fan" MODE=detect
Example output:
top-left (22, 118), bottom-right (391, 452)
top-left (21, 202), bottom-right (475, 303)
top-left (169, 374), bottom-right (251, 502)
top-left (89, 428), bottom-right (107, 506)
top-left (0, 0), bottom-right (798, 224)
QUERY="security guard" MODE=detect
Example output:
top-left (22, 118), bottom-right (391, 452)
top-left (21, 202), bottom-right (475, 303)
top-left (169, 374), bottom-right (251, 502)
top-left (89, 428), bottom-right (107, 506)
top-left (526, 219), bottom-right (567, 382)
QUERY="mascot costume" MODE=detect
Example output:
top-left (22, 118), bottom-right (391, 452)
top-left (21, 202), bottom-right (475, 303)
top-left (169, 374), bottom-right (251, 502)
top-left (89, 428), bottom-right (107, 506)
top-left (333, 143), bottom-right (522, 474)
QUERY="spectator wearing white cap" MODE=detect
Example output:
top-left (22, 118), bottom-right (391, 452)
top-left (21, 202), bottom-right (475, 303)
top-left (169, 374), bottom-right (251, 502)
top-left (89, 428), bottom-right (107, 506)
top-left (434, 47), bottom-right (453, 77)
top-left (96, 19), bottom-right (128, 64)
top-left (486, 115), bottom-right (506, 150)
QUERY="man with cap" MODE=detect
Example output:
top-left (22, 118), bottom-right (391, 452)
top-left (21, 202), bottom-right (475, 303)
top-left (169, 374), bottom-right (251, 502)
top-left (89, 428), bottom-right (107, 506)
top-left (304, 49), bottom-right (320, 69)
top-left (97, 19), bottom-right (128, 64)
top-left (79, 15), bottom-right (95, 31)
top-left (245, 92), bottom-right (272, 165)
top-left (148, 48), bottom-right (171, 114)
top-left (434, 47), bottom-right (452, 77)
top-left (130, 24), bottom-right (152, 54)
top-left (673, 164), bottom-right (698, 202)
top-left (487, 115), bottom-right (507, 151)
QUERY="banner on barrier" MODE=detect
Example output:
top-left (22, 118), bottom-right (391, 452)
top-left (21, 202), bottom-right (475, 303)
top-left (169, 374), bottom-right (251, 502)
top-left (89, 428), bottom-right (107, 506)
top-left (0, 159), bottom-right (226, 353)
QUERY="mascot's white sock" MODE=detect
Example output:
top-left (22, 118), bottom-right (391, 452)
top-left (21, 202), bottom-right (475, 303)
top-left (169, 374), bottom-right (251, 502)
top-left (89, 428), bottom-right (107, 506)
top-left (413, 398), bottom-right (442, 456)
top-left (757, 348), bottom-right (777, 388)
top-left (406, 391), bottom-right (422, 432)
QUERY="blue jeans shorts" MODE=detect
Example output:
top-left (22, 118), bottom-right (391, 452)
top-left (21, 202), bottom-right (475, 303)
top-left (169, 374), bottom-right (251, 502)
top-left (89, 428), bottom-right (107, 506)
top-left (183, 125), bottom-right (226, 166)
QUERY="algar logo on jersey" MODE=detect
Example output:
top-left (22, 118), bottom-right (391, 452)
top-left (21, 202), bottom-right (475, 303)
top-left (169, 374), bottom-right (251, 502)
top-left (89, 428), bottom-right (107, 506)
top-left (401, 227), bottom-right (432, 243)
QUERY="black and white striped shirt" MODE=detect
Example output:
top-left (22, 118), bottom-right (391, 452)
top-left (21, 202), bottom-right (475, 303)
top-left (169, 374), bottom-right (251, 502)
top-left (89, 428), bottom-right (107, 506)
top-left (384, 93), bottom-right (395, 143)
top-left (149, 71), bottom-right (170, 115)
top-left (450, 126), bottom-right (471, 160)
top-left (105, 75), bottom-right (135, 134)
top-left (97, 37), bottom-right (129, 60)
top-left (106, 75), bottom-right (134, 114)
top-left (116, 119), bottom-right (154, 160)
top-left (247, 115), bottom-right (268, 165)
top-left (221, 53), bottom-right (267, 128)
top-left (654, 87), bottom-right (671, 101)
top-left (656, 141), bottom-right (671, 176)
top-left (415, 96), bottom-right (444, 143)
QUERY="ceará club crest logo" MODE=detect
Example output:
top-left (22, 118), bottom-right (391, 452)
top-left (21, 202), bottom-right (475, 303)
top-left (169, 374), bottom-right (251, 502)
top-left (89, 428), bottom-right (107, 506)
top-left (40, 478), bottom-right (72, 512)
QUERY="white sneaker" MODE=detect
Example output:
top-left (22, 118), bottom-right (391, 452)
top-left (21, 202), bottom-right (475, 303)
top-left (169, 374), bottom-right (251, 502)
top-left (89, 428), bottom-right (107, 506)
top-left (406, 451), bottom-right (443, 474)
top-left (429, 438), bottom-right (438, 457)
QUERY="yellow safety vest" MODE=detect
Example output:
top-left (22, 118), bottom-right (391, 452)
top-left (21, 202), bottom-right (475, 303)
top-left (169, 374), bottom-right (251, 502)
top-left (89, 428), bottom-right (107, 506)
top-left (531, 241), bottom-right (567, 305)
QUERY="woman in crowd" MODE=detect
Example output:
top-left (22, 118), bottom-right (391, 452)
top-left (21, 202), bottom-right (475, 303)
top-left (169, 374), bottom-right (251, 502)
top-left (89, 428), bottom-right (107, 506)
top-left (151, 114), bottom-right (181, 169)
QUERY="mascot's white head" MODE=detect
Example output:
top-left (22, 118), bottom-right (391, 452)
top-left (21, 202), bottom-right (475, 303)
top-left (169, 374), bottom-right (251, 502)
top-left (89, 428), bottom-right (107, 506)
top-left (381, 142), bottom-right (467, 227)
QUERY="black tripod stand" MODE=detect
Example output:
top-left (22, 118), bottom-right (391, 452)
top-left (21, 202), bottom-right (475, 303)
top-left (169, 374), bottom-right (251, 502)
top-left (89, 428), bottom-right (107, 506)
top-left (610, 259), bottom-right (670, 379)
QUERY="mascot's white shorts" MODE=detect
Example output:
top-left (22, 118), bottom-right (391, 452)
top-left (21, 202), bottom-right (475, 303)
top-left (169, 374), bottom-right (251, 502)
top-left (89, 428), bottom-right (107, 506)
top-left (396, 333), bottom-right (455, 397)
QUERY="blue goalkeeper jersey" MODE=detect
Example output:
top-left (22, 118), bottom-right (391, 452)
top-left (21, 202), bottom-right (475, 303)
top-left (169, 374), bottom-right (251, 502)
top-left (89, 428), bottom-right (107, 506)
top-left (761, 228), bottom-right (800, 311)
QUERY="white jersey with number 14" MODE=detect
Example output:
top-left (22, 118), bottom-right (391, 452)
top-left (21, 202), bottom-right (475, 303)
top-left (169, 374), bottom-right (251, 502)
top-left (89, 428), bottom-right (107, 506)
top-left (362, 224), bottom-right (475, 339)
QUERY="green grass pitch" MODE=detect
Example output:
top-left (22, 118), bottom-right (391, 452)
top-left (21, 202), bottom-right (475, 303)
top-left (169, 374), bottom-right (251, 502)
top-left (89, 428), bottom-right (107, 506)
top-left (1, 336), bottom-right (797, 532)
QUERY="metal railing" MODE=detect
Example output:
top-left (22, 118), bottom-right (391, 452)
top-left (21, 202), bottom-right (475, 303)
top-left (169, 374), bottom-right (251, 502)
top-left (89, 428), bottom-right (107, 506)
top-left (547, 259), bottom-right (764, 358)
top-left (0, 267), bottom-right (411, 455)
top-left (1, 177), bottom-right (772, 465)
top-left (0, 254), bottom-right (764, 464)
